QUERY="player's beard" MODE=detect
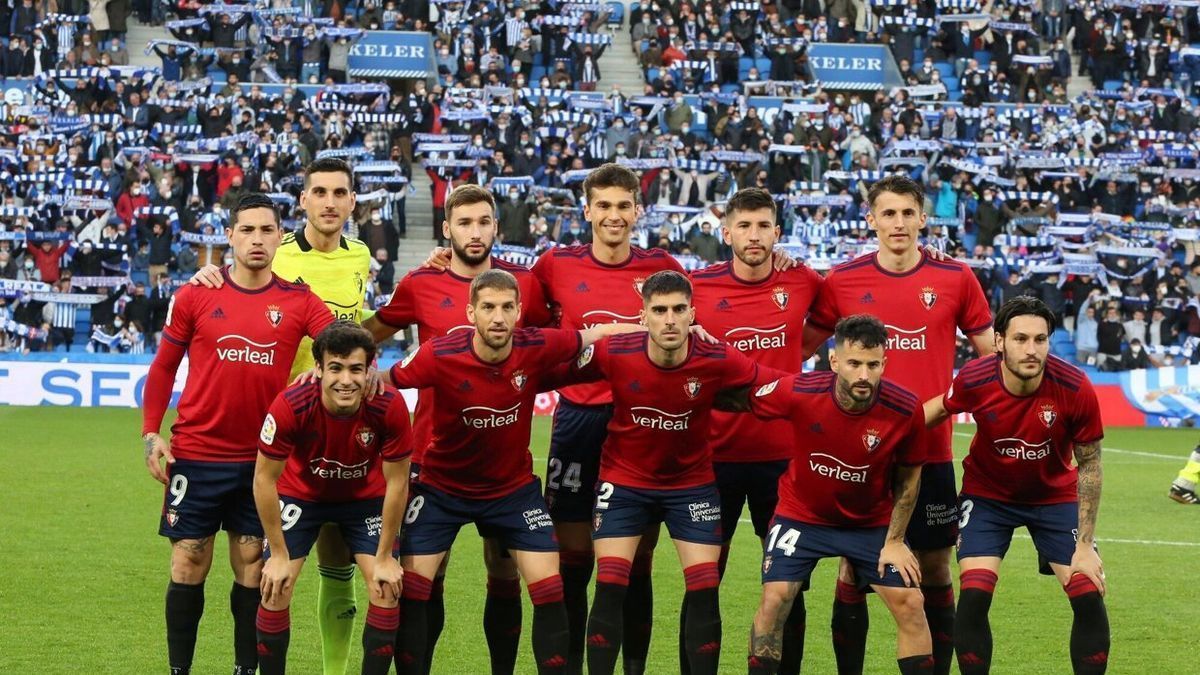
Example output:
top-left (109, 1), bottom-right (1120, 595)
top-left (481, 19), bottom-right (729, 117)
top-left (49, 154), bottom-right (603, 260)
top-left (451, 237), bottom-right (493, 266)
top-left (837, 376), bottom-right (876, 407)
top-left (479, 325), bottom-right (513, 350)
top-left (1003, 350), bottom-right (1046, 381)
top-left (734, 242), bottom-right (771, 268)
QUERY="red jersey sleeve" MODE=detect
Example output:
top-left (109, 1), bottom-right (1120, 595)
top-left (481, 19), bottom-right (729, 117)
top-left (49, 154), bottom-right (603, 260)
top-left (1070, 378), bottom-right (1105, 445)
top-left (530, 250), bottom-right (561, 327)
top-left (389, 344), bottom-right (435, 390)
top-left (375, 275), bottom-right (418, 329)
top-left (957, 267), bottom-right (994, 336)
top-left (942, 371), bottom-right (975, 415)
top-left (807, 273), bottom-right (841, 332)
top-left (539, 327), bottom-right (585, 364)
top-left (721, 344), bottom-right (760, 389)
top-left (572, 336), bottom-right (610, 381)
top-left (895, 408), bottom-right (928, 467)
top-left (257, 395), bottom-right (297, 461)
top-left (748, 375), bottom-right (795, 420)
top-left (521, 274), bottom-right (553, 327)
top-left (304, 289), bottom-right (336, 337)
top-left (160, 286), bottom-right (195, 346)
top-left (380, 392), bottom-right (414, 462)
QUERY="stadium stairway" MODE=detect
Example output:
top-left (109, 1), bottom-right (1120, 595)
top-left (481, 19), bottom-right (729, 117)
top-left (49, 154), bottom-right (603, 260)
top-left (128, 19), bottom-right (171, 69)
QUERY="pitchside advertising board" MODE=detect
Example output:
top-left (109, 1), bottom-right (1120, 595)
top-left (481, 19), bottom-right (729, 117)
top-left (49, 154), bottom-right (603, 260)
top-left (804, 43), bottom-right (903, 91)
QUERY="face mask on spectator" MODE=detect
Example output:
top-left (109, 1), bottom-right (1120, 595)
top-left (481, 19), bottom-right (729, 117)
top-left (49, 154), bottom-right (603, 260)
top-left (509, 192), bottom-right (519, 201)
top-left (24, 260), bottom-right (33, 270)
top-left (681, 125), bottom-right (690, 135)
top-left (639, 124), bottom-right (649, 132)
top-left (114, 319), bottom-right (124, 329)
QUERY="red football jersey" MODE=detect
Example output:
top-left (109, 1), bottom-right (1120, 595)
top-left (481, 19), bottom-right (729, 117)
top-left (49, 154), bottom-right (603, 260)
top-left (750, 372), bottom-right (926, 527)
top-left (375, 258), bottom-right (550, 463)
top-left (155, 269), bottom-right (334, 462)
top-left (572, 333), bottom-right (762, 490)
top-left (258, 382), bottom-right (413, 502)
top-left (691, 262), bottom-right (823, 462)
top-left (531, 245), bottom-right (684, 406)
top-left (389, 327), bottom-right (582, 499)
top-left (808, 251), bottom-right (992, 462)
top-left (944, 354), bottom-right (1104, 505)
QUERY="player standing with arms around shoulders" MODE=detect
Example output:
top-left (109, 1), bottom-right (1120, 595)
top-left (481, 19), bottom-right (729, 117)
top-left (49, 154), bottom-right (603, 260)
top-left (141, 193), bottom-right (335, 675)
top-left (363, 184), bottom-right (551, 675)
top-left (688, 187), bottom-right (823, 674)
top-left (386, 269), bottom-right (643, 674)
top-left (803, 174), bottom-right (995, 675)
top-left (720, 314), bottom-right (933, 675)
top-left (924, 296), bottom-right (1110, 674)
top-left (190, 158), bottom-right (372, 675)
top-left (253, 322), bottom-right (413, 675)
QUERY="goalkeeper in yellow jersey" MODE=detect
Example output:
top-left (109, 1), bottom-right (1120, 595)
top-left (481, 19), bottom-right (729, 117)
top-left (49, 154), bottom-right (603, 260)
top-left (190, 158), bottom-right (372, 674)
top-left (1170, 440), bottom-right (1200, 504)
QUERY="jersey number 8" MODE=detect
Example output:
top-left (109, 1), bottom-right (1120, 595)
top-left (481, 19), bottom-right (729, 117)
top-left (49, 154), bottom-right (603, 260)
top-left (405, 495), bottom-right (426, 525)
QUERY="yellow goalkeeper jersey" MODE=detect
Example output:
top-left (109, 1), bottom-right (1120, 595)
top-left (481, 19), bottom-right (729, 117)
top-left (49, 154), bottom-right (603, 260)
top-left (274, 227), bottom-right (372, 378)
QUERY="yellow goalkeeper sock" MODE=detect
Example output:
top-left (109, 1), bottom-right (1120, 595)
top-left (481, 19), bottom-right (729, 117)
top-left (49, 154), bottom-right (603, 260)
top-left (1176, 449), bottom-right (1200, 487)
top-left (317, 564), bottom-right (357, 675)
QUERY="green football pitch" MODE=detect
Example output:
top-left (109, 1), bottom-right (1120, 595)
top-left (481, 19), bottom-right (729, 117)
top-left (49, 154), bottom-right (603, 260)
top-left (1, 407), bottom-right (1194, 673)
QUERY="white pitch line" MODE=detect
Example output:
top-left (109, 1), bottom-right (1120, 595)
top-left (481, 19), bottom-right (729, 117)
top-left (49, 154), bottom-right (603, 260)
top-left (952, 432), bottom-right (1181, 461)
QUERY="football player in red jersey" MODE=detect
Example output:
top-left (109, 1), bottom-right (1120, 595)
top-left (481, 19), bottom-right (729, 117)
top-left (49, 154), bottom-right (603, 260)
top-left (803, 175), bottom-right (995, 675)
top-left (557, 271), bottom-right (770, 675)
top-left (386, 269), bottom-right (643, 675)
top-left (924, 296), bottom-right (1109, 675)
top-left (141, 193), bottom-right (335, 675)
top-left (363, 185), bottom-right (550, 674)
top-left (722, 314), bottom-right (933, 675)
top-left (253, 322), bottom-right (413, 675)
top-left (689, 187), bottom-right (823, 673)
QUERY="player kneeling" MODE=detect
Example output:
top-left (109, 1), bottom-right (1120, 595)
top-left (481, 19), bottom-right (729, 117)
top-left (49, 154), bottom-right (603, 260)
top-left (252, 322), bottom-right (413, 675)
top-left (723, 315), bottom-right (935, 675)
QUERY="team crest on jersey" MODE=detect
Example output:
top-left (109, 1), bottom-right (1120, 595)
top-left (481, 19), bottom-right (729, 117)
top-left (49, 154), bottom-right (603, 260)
top-left (633, 277), bottom-right (646, 296)
top-left (756, 379), bottom-right (779, 397)
top-left (577, 344), bottom-right (595, 368)
top-left (771, 286), bottom-right (789, 311)
top-left (266, 304), bottom-right (284, 327)
top-left (593, 512), bottom-right (603, 532)
top-left (166, 509), bottom-right (179, 527)
top-left (1038, 403), bottom-right (1057, 428)
top-left (919, 286), bottom-right (937, 310)
top-left (511, 370), bottom-right (528, 392)
top-left (684, 377), bottom-right (702, 399)
top-left (863, 428), bottom-right (882, 452)
top-left (762, 554), bottom-right (773, 574)
top-left (356, 427), bottom-right (375, 447)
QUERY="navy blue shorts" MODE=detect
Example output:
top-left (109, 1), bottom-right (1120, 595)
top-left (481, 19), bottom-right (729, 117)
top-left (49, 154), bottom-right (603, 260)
top-left (399, 479), bottom-right (557, 555)
top-left (905, 461), bottom-right (959, 551)
top-left (159, 459), bottom-right (262, 540)
top-left (545, 400), bottom-right (612, 522)
top-left (263, 496), bottom-right (386, 561)
top-left (761, 516), bottom-right (909, 590)
top-left (956, 494), bottom-right (1082, 575)
top-left (714, 460), bottom-right (789, 541)
top-left (592, 481), bottom-right (723, 545)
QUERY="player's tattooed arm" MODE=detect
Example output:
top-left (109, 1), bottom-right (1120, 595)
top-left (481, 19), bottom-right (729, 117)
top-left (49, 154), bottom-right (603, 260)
top-left (143, 432), bottom-right (174, 485)
top-left (880, 464), bottom-right (923, 586)
top-left (1074, 440), bottom-right (1103, 544)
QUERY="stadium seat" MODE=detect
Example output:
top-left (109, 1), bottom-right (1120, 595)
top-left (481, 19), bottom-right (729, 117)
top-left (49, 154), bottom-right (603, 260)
top-left (533, 52), bottom-right (544, 67)
top-left (948, 90), bottom-right (963, 102)
top-left (973, 50), bottom-right (991, 67)
top-left (738, 56), bottom-right (754, 72)
top-left (913, 48), bottom-right (924, 65)
top-left (1103, 79), bottom-right (1125, 91)
top-left (531, 65), bottom-right (546, 81)
top-left (934, 63), bottom-right (955, 81)
top-left (131, 270), bottom-right (149, 285)
top-left (605, 1), bottom-right (623, 27)
top-left (720, 83), bottom-right (739, 94)
top-left (646, 67), bottom-right (660, 83)
top-left (943, 75), bottom-right (959, 92)
top-left (754, 58), bottom-right (771, 75)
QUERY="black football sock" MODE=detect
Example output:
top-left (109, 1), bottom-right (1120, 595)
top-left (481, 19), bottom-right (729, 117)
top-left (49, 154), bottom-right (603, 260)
top-left (622, 552), bottom-right (653, 675)
top-left (586, 557), bottom-right (631, 675)
top-left (529, 576), bottom-right (570, 674)
top-left (165, 580), bottom-right (205, 675)
top-left (779, 589), bottom-right (806, 675)
top-left (423, 575), bottom-right (445, 675)
top-left (1065, 575), bottom-right (1110, 674)
top-left (678, 594), bottom-right (691, 675)
top-left (254, 606), bottom-right (289, 675)
top-left (682, 563), bottom-right (722, 675)
top-left (560, 549), bottom-right (593, 675)
top-left (395, 572), bottom-right (433, 675)
top-left (921, 584), bottom-right (955, 675)
top-left (484, 576), bottom-right (523, 675)
top-left (229, 582), bottom-right (260, 673)
top-left (362, 603), bottom-right (399, 675)
top-left (955, 569), bottom-right (998, 675)
top-left (897, 654), bottom-right (936, 674)
top-left (831, 580), bottom-right (868, 675)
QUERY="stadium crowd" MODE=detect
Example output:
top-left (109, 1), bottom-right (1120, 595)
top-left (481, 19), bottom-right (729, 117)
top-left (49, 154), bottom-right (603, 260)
top-left (1, 0), bottom-right (1200, 371)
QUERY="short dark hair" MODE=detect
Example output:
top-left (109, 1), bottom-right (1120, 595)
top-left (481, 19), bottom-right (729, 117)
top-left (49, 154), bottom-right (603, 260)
top-left (994, 295), bottom-right (1055, 337)
top-left (583, 163), bottom-right (641, 204)
top-left (445, 184), bottom-right (496, 223)
top-left (303, 157), bottom-right (355, 190)
top-left (469, 269), bottom-right (520, 305)
top-left (311, 321), bottom-right (377, 366)
top-left (834, 314), bottom-right (889, 350)
top-left (724, 187), bottom-right (777, 222)
top-left (867, 174), bottom-right (924, 211)
top-left (641, 270), bottom-right (692, 302)
top-left (229, 193), bottom-right (280, 228)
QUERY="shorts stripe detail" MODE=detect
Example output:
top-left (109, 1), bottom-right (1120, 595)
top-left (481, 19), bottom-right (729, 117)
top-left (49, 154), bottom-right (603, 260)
top-left (960, 569), bottom-right (998, 594)
top-left (596, 557), bottom-right (632, 586)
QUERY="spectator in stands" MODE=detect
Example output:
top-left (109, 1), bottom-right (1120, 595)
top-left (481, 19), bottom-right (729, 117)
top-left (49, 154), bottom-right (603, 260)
top-left (1116, 338), bottom-right (1156, 370)
top-left (1075, 303), bottom-right (1100, 366)
top-left (498, 189), bottom-right (534, 247)
top-left (1148, 308), bottom-right (1177, 350)
top-left (1097, 305), bottom-right (1126, 370)
top-left (1124, 309), bottom-right (1149, 345)
top-left (43, 278), bottom-right (77, 350)
top-left (115, 183), bottom-right (150, 227)
top-left (688, 221), bottom-right (720, 264)
top-left (372, 248), bottom-right (395, 297)
top-left (0, 250), bottom-right (16, 280)
top-left (1035, 273), bottom-right (1068, 327)
top-left (26, 239), bottom-right (70, 285)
